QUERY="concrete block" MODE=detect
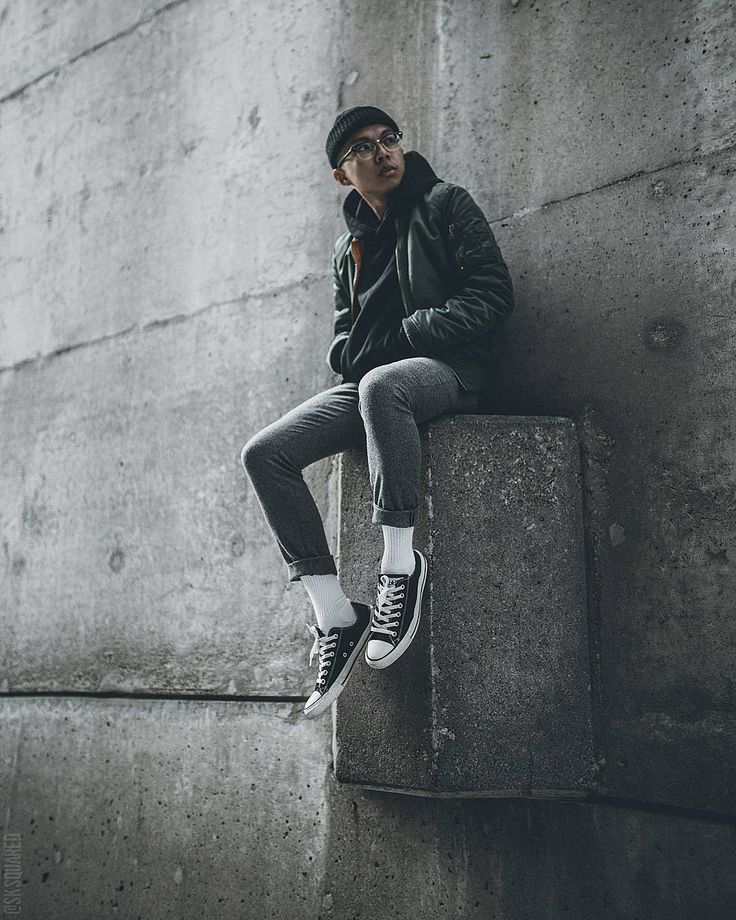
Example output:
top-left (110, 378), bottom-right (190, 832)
top-left (334, 415), bottom-right (594, 797)
top-left (0, 282), bottom-right (334, 697)
top-left (491, 146), bottom-right (736, 813)
top-left (323, 784), bottom-right (736, 919)
top-left (0, 697), bottom-right (331, 918)
top-left (3, 697), bottom-right (734, 920)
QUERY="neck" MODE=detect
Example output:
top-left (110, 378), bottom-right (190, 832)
top-left (361, 191), bottom-right (391, 221)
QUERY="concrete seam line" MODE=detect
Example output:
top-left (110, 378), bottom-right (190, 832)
top-left (0, 0), bottom-right (195, 106)
top-left (0, 689), bottom-right (309, 704)
top-left (0, 272), bottom-right (329, 377)
top-left (490, 137), bottom-right (736, 226)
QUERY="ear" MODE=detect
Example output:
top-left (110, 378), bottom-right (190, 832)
top-left (331, 167), bottom-right (353, 188)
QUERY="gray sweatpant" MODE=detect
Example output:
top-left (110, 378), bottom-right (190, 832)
top-left (240, 357), bottom-right (480, 582)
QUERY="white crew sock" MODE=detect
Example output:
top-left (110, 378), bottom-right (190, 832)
top-left (301, 574), bottom-right (357, 632)
top-left (380, 525), bottom-right (416, 575)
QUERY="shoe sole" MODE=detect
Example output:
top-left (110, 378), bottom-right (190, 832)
top-left (303, 618), bottom-right (372, 719)
top-left (365, 553), bottom-right (427, 670)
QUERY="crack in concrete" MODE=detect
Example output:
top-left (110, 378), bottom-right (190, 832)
top-left (0, 0), bottom-right (194, 106)
top-left (0, 272), bottom-right (328, 376)
top-left (491, 139), bottom-right (736, 225)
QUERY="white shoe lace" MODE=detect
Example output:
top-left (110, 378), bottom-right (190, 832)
top-left (371, 576), bottom-right (405, 639)
top-left (306, 623), bottom-right (337, 686)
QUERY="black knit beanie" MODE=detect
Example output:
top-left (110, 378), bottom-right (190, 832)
top-left (325, 105), bottom-right (400, 168)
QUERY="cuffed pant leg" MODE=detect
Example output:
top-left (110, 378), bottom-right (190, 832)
top-left (240, 383), bottom-right (364, 581)
top-left (357, 358), bottom-right (480, 527)
top-left (286, 555), bottom-right (337, 583)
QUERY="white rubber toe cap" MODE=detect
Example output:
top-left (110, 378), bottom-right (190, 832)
top-left (365, 638), bottom-right (393, 662)
top-left (304, 690), bottom-right (325, 716)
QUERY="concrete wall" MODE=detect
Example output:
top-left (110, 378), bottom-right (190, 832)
top-left (1, 0), bottom-right (734, 917)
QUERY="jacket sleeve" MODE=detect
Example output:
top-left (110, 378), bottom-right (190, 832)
top-left (325, 238), bottom-right (353, 374)
top-left (401, 186), bottom-right (514, 355)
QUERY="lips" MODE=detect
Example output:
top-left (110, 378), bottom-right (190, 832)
top-left (379, 166), bottom-right (398, 177)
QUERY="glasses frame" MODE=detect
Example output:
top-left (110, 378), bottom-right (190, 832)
top-left (336, 130), bottom-right (403, 169)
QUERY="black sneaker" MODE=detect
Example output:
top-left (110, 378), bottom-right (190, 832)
top-left (303, 602), bottom-right (372, 719)
top-left (364, 549), bottom-right (427, 669)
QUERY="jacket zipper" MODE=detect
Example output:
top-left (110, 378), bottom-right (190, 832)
top-left (350, 238), bottom-right (362, 324)
top-left (350, 218), bottom-right (413, 323)
top-left (394, 215), bottom-right (413, 317)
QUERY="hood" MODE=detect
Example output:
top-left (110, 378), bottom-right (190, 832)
top-left (342, 150), bottom-right (443, 240)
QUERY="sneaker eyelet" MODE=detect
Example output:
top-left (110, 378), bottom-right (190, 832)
top-left (343, 652), bottom-right (348, 657)
top-left (349, 641), bottom-right (354, 646)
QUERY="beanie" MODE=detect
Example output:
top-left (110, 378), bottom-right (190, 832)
top-left (325, 105), bottom-right (400, 168)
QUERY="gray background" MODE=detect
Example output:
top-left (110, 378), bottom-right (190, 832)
top-left (1, 0), bottom-right (734, 916)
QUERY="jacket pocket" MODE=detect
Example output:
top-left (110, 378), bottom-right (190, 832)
top-left (448, 218), bottom-right (501, 272)
top-left (326, 332), bottom-right (350, 375)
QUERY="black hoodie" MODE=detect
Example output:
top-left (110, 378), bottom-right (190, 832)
top-left (338, 151), bottom-right (443, 384)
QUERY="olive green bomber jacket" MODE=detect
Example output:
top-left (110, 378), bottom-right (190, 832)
top-left (325, 179), bottom-right (515, 392)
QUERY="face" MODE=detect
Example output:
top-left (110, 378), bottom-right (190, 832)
top-left (331, 123), bottom-right (406, 199)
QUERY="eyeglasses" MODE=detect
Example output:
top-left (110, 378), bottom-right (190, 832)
top-left (336, 131), bottom-right (403, 168)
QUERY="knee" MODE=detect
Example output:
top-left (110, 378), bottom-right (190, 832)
top-left (240, 432), bottom-right (270, 474)
top-left (240, 438), bottom-right (254, 474)
top-left (358, 365), bottom-right (408, 416)
top-left (357, 365), bottom-right (394, 408)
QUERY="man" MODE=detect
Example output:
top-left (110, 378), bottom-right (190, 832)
top-left (241, 105), bottom-right (514, 719)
